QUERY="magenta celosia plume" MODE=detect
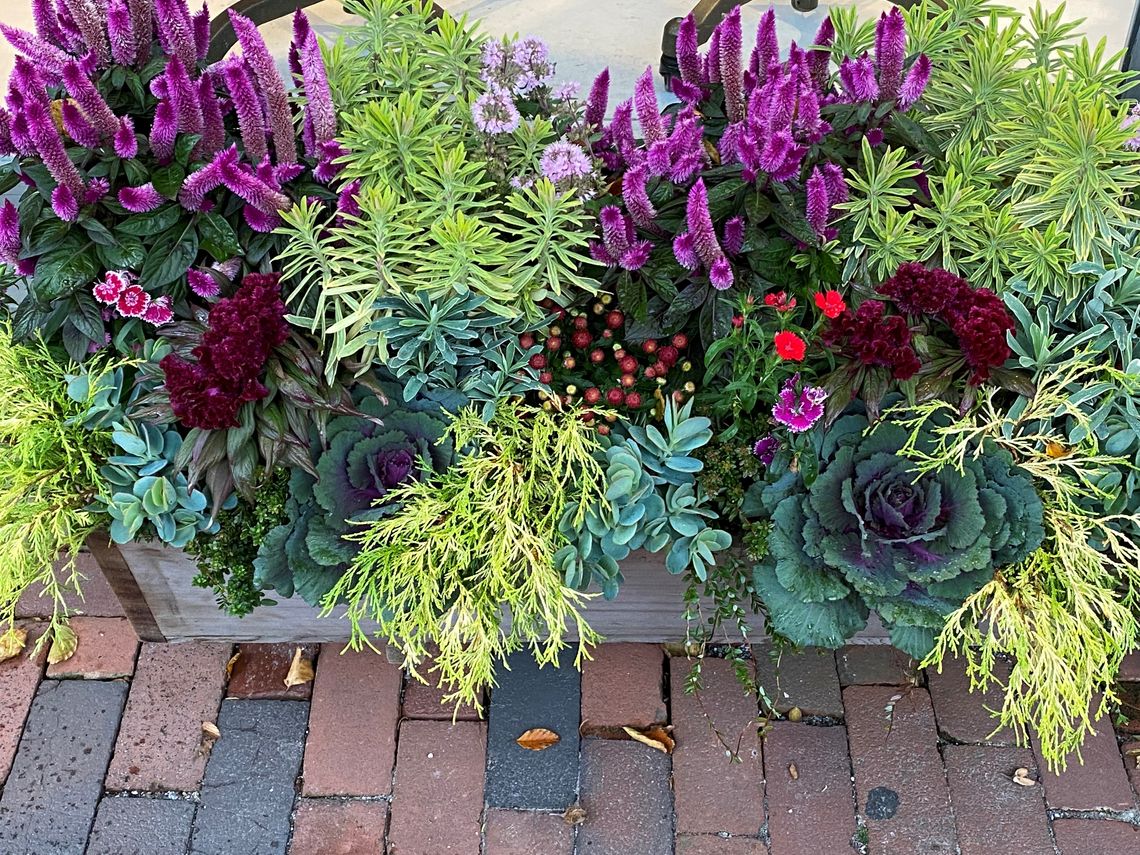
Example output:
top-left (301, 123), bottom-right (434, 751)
top-left (585, 67), bottom-right (610, 129)
top-left (154, 0), bottom-right (197, 70)
top-left (633, 66), bottom-right (664, 145)
top-left (118, 182), bottom-right (165, 212)
top-left (0, 201), bottom-right (21, 264)
top-left (60, 0), bottom-right (110, 65)
top-left (874, 8), bottom-right (906, 101)
top-left (806, 167), bottom-right (830, 237)
top-left (229, 10), bottom-right (297, 164)
top-left (718, 7), bottom-right (744, 122)
top-left (222, 60), bottom-right (269, 164)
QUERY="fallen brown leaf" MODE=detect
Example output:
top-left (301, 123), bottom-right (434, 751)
top-left (562, 805), bottom-right (587, 826)
top-left (197, 721), bottom-right (221, 758)
top-left (225, 651), bottom-right (240, 677)
top-left (47, 625), bottom-right (78, 665)
top-left (1046, 441), bottom-right (1071, 459)
top-left (788, 762), bottom-right (799, 780)
top-left (0, 627), bottom-right (28, 662)
top-left (622, 725), bottom-right (675, 754)
top-left (283, 647), bottom-right (314, 689)
top-left (1011, 767), bottom-right (1036, 787)
top-left (517, 728), bottom-right (560, 751)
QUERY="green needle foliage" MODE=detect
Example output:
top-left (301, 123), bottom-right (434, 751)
top-left (0, 325), bottom-right (111, 646)
top-left (326, 402), bottom-right (607, 711)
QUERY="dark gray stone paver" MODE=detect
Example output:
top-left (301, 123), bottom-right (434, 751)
top-left (86, 797), bottom-right (195, 855)
top-left (752, 642), bottom-right (843, 719)
top-left (485, 649), bottom-right (580, 810)
top-left (0, 680), bottom-right (127, 855)
top-left (579, 739), bottom-right (674, 854)
top-left (188, 700), bottom-right (307, 855)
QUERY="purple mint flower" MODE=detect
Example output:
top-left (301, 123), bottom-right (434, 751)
top-left (336, 178), bottom-right (362, 220)
top-left (723, 216), bottom-right (745, 255)
top-left (840, 54), bottom-right (879, 102)
top-left (155, 0), bottom-right (197, 70)
top-left (114, 116), bottom-right (138, 158)
top-left (599, 205), bottom-right (630, 257)
top-left (60, 101), bottom-right (100, 148)
top-left (187, 267), bottom-right (219, 297)
top-left (772, 375), bottom-right (828, 433)
top-left (0, 201), bottom-right (21, 264)
top-left (718, 8), bottom-right (745, 122)
top-left (127, 0), bottom-right (152, 66)
top-left (61, 60), bottom-right (120, 138)
top-left (622, 165), bottom-right (656, 229)
top-left (165, 56), bottom-right (203, 135)
top-left (820, 162), bottom-right (848, 206)
top-left (229, 10), bottom-right (297, 164)
top-left (59, 0), bottom-right (110, 65)
top-left (511, 36), bottom-right (553, 93)
top-left (552, 81), bottom-right (580, 101)
top-left (585, 67), bottom-right (609, 129)
top-left (1, 24), bottom-right (71, 77)
top-left (899, 54), bottom-right (931, 109)
top-left (808, 17), bottom-right (834, 91)
top-left (704, 28), bottom-right (721, 85)
top-left (806, 167), bottom-right (830, 236)
top-left (753, 9), bottom-right (779, 84)
top-left (220, 160), bottom-right (291, 213)
top-left (299, 28), bottom-right (336, 151)
top-left (472, 86), bottom-right (520, 135)
top-left (83, 176), bottom-right (109, 204)
top-left (673, 232), bottom-right (698, 270)
top-left (540, 139), bottom-right (592, 184)
top-left (149, 99), bottom-right (177, 163)
top-left (192, 2), bottom-right (210, 61)
top-left (197, 72), bottom-right (225, 157)
top-left (874, 7), bottom-right (907, 101)
top-left (25, 99), bottom-right (85, 197)
top-left (222, 60), bottom-right (268, 163)
top-left (32, 0), bottom-right (65, 50)
top-left (107, 0), bottom-right (138, 66)
top-left (118, 182), bottom-right (165, 212)
top-left (676, 14), bottom-right (703, 85)
top-left (51, 184), bottom-right (79, 221)
top-left (753, 435), bottom-right (779, 466)
top-left (634, 66), bottom-right (664, 145)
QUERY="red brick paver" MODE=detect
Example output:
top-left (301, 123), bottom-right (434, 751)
top-left (943, 745), bottom-right (1054, 855)
top-left (483, 808), bottom-right (573, 855)
top-left (844, 685), bottom-right (957, 854)
top-left (226, 642), bottom-right (318, 700)
top-left (670, 657), bottom-right (764, 836)
top-left (387, 720), bottom-right (486, 855)
top-left (16, 554), bottom-right (125, 619)
top-left (0, 632), bottom-right (43, 785)
top-left (581, 643), bottom-right (667, 736)
top-left (1122, 740), bottom-right (1140, 798)
top-left (105, 641), bottom-right (231, 791)
top-left (289, 799), bottom-right (388, 855)
top-left (752, 643), bottom-right (843, 719)
top-left (836, 645), bottom-right (918, 686)
top-left (675, 835), bottom-right (768, 854)
top-left (302, 646), bottom-right (401, 797)
top-left (46, 616), bottom-right (137, 679)
top-left (400, 650), bottom-right (482, 721)
top-left (1053, 818), bottom-right (1140, 855)
top-left (928, 658), bottom-right (1013, 745)
top-left (763, 722), bottom-right (856, 853)
top-left (1035, 714), bottom-right (1135, 812)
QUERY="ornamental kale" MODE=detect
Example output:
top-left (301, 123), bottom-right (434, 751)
top-left (253, 387), bottom-right (461, 606)
top-left (749, 411), bottom-right (1043, 657)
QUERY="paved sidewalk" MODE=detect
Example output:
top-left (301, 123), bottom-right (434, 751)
top-left (2, 559), bottom-right (1140, 854)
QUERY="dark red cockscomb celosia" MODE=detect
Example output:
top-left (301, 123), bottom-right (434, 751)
top-left (822, 299), bottom-right (921, 380)
top-left (160, 272), bottom-right (290, 430)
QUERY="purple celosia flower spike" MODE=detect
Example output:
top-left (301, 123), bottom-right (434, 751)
top-left (83, 176), bottom-right (109, 205)
top-left (127, 0), bottom-right (152, 66)
top-left (722, 216), bottom-right (745, 255)
top-left (634, 66), bottom-right (664, 145)
top-left (686, 179), bottom-right (733, 289)
top-left (220, 160), bottom-right (292, 213)
top-left (114, 116), bottom-right (138, 158)
top-left (719, 7), bottom-right (744, 122)
top-left (336, 179), bottom-right (362, 221)
top-left (704, 28), bottom-right (722, 84)
top-left (840, 53), bottom-right (880, 102)
top-left (25, 98), bottom-right (85, 198)
top-left (820, 162), bottom-right (848, 207)
top-left (197, 72), bottom-right (225, 157)
top-left (119, 182), bottom-right (165, 212)
top-left (590, 206), bottom-right (651, 271)
top-left (300, 29), bottom-right (336, 149)
top-left (51, 184), bottom-right (79, 221)
top-left (874, 7), bottom-right (907, 101)
top-left (155, 0), bottom-right (198, 70)
top-left (753, 9), bottom-right (779, 85)
top-left (62, 60), bottom-right (121, 139)
top-left (0, 110), bottom-right (13, 157)
top-left (107, 0), bottom-right (138, 66)
top-left (60, 101), bottom-right (100, 148)
top-left (806, 167), bottom-right (829, 236)
top-left (32, 0), bottom-right (65, 50)
top-left (808, 17), bottom-right (834, 91)
top-left (187, 268), bottom-right (220, 297)
top-left (585, 67), bottom-right (610, 129)
top-left (164, 56), bottom-right (203, 135)
top-left (599, 205), bottom-right (630, 259)
top-left (898, 54), bottom-right (931, 109)
top-left (192, 3), bottom-right (210, 61)
top-left (59, 0), bottom-right (110, 66)
top-left (229, 10), bottom-right (297, 164)
top-left (179, 145), bottom-right (238, 210)
top-left (222, 60), bottom-right (269, 164)
top-left (1, 24), bottom-right (72, 77)
top-left (149, 99), bottom-right (177, 163)
top-left (0, 201), bottom-right (21, 264)
top-left (676, 14), bottom-right (703, 85)
top-left (622, 164), bottom-right (657, 230)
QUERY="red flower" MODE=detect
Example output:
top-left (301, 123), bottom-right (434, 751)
top-left (814, 290), bottom-right (846, 319)
top-left (764, 291), bottom-right (797, 312)
top-left (774, 331), bottom-right (806, 361)
top-left (116, 284), bottom-right (150, 318)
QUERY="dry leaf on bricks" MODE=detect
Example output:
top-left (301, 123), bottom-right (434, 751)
top-left (517, 728), bottom-right (560, 750)
top-left (1011, 767), bottom-right (1037, 787)
top-left (0, 627), bottom-right (28, 662)
top-left (622, 725), bottom-right (675, 754)
top-left (197, 721), bottom-right (221, 757)
top-left (283, 646), bottom-right (314, 688)
top-left (225, 651), bottom-right (240, 677)
top-left (47, 625), bottom-right (77, 665)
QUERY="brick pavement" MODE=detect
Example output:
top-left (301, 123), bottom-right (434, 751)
top-left (3, 565), bottom-right (1140, 853)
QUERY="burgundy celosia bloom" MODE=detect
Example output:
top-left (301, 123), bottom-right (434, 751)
top-left (878, 262), bottom-right (966, 317)
top-left (950, 290), bottom-right (1014, 383)
top-left (718, 7), bottom-right (744, 122)
top-left (772, 374), bottom-right (828, 433)
top-left (874, 8), bottom-right (906, 101)
top-left (62, 60), bottom-right (120, 138)
top-left (808, 17), bottom-right (834, 91)
top-left (822, 299), bottom-right (920, 380)
top-left (60, 101), bottom-right (100, 148)
top-left (1, 24), bottom-right (72, 77)
top-left (622, 165), bottom-right (657, 230)
top-left (114, 116), bottom-right (138, 159)
top-left (25, 99), bottom-right (85, 197)
top-left (60, 0), bottom-right (110, 66)
top-left (222, 60), bottom-right (268, 164)
top-left (155, 0), bottom-right (197, 70)
top-left (0, 201), bottom-right (20, 264)
top-left (633, 66), bottom-right (664, 145)
top-left (675, 14), bottom-right (703, 86)
top-left (192, 3), bottom-right (210, 61)
top-left (149, 99), bottom-right (177, 163)
top-left (119, 182), bottom-right (165, 212)
top-left (585, 67), bottom-right (610, 129)
top-left (160, 272), bottom-right (290, 430)
top-left (164, 56), bottom-right (203, 135)
top-left (899, 54), bottom-right (931, 109)
top-left (806, 167), bottom-right (830, 237)
top-left (107, 0), bottom-right (137, 66)
top-left (229, 10), bottom-right (297, 164)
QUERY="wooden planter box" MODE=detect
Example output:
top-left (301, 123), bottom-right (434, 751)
top-left (87, 536), bottom-right (891, 645)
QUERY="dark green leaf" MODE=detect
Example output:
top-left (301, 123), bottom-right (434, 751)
top-left (150, 163), bottom-right (186, 199)
top-left (198, 213), bottom-right (241, 262)
top-left (174, 134), bottom-right (201, 166)
top-left (140, 224), bottom-right (198, 290)
top-left (122, 158), bottom-right (148, 186)
top-left (32, 240), bottom-right (98, 301)
top-left (0, 171), bottom-right (21, 195)
top-left (60, 319), bottom-right (90, 362)
top-left (662, 280), bottom-right (709, 332)
top-left (26, 218), bottom-right (73, 256)
top-left (97, 233), bottom-right (147, 270)
top-left (616, 274), bottom-right (648, 322)
top-left (70, 291), bottom-right (105, 340)
top-left (79, 216), bottom-right (117, 247)
top-left (116, 204), bottom-right (183, 236)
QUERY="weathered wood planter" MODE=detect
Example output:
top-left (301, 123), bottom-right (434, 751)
top-left (86, 536), bottom-right (890, 645)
